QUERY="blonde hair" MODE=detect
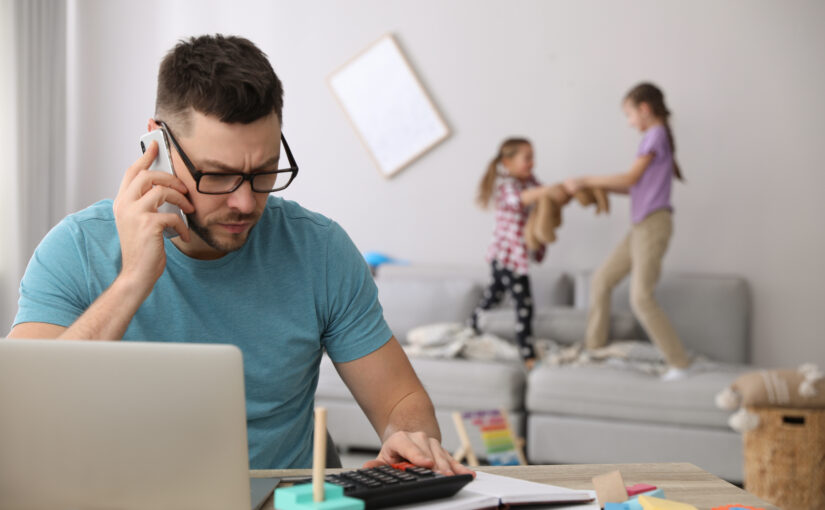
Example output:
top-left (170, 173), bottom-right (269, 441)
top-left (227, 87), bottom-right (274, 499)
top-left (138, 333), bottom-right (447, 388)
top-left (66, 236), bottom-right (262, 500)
top-left (477, 138), bottom-right (531, 209)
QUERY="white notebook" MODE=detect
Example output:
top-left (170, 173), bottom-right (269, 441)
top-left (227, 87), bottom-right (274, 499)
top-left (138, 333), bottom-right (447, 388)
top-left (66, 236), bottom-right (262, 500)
top-left (391, 471), bottom-right (596, 509)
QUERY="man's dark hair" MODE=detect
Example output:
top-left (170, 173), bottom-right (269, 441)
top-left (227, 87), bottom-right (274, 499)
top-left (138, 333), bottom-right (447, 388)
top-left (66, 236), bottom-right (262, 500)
top-left (155, 34), bottom-right (283, 133)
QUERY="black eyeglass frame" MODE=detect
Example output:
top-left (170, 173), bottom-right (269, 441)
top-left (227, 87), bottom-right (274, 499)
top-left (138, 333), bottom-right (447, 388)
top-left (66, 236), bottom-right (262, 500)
top-left (156, 119), bottom-right (299, 195)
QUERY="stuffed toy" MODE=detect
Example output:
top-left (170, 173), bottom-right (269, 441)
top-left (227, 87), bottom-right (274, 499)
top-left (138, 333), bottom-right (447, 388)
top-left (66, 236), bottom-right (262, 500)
top-left (575, 187), bottom-right (610, 214)
top-left (524, 185), bottom-right (566, 250)
top-left (524, 184), bottom-right (609, 251)
top-left (715, 364), bottom-right (825, 432)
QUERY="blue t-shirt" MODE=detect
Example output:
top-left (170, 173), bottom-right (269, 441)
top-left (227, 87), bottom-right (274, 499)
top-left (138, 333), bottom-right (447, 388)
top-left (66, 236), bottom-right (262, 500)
top-left (14, 196), bottom-right (393, 469)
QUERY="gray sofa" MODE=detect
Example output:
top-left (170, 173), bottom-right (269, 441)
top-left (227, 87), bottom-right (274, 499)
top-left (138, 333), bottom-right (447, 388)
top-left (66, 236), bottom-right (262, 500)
top-left (315, 264), bottom-right (750, 481)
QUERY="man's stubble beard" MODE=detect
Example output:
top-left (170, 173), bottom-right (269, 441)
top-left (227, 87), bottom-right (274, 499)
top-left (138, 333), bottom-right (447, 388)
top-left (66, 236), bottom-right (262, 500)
top-left (185, 211), bottom-right (261, 254)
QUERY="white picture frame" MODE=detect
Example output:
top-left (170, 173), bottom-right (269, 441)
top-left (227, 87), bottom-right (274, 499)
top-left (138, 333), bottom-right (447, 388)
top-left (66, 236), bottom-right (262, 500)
top-left (328, 34), bottom-right (450, 178)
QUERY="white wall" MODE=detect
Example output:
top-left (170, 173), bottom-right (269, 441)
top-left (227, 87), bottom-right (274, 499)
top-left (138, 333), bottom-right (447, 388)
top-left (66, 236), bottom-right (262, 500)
top-left (60, 0), bottom-right (825, 367)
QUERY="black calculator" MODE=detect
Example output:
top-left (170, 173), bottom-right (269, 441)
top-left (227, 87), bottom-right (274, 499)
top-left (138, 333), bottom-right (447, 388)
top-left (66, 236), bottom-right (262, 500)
top-left (296, 462), bottom-right (474, 509)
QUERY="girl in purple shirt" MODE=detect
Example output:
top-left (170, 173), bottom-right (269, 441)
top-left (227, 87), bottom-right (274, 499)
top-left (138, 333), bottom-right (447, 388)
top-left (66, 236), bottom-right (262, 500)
top-left (564, 83), bottom-right (691, 380)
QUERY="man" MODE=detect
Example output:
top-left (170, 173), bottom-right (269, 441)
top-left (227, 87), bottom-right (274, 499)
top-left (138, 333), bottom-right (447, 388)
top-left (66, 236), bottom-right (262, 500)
top-left (9, 34), bottom-right (470, 475)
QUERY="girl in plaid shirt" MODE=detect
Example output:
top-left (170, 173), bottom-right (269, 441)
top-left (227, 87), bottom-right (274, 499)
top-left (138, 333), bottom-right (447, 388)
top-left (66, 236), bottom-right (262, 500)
top-left (469, 138), bottom-right (568, 369)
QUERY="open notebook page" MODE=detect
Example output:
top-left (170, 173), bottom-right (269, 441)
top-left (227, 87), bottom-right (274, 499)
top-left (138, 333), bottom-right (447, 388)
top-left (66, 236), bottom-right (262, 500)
top-left (390, 471), bottom-right (595, 509)
top-left (470, 471), bottom-right (594, 505)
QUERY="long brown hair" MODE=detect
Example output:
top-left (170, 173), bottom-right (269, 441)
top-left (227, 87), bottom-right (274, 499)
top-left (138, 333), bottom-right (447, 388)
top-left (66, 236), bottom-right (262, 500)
top-left (477, 138), bottom-right (531, 208)
top-left (625, 83), bottom-right (684, 181)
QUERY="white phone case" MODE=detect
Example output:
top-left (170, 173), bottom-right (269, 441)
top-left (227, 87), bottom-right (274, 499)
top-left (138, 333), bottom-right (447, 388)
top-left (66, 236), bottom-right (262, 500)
top-left (139, 128), bottom-right (189, 238)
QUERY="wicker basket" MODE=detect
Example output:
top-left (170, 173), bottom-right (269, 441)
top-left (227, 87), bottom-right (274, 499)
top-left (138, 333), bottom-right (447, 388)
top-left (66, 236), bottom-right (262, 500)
top-left (743, 406), bottom-right (825, 510)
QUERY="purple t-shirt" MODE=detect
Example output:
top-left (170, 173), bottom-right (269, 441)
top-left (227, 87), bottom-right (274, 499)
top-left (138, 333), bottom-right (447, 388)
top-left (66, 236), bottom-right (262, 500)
top-left (630, 124), bottom-right (674, 224)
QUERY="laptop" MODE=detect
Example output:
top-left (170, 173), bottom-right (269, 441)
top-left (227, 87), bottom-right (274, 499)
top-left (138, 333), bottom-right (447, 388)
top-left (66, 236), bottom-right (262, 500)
top-left (0, 339), bottom-right (253, 510)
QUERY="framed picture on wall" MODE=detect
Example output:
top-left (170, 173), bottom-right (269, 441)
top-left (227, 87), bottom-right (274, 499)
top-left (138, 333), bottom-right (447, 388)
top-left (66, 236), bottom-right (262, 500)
top-left (328, 34), bottom-right (450, 178)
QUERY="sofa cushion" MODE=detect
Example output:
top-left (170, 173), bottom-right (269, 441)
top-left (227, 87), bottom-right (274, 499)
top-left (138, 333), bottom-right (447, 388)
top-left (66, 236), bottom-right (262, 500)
top-left (376, 266), bottom-right (573, 343)
top-left (376, 266), bottom-right (483, 343)
top-left (526, 364), bottom-right (748, 429)
top-left (527, 414), bottom-right (743, 482)
top-left (317, 355), bottom-right (526, 412)
top-left (473, 267), bottom-right (573, 310)
top-left (380, 264), bottom-right (572, 309)
top-left (477, 307), bottom-right (640, 345)
top-left (526, 267), bottom-right (574, 309)
top-left (574, 272), bottom-right (750, 364)
top-left (409, 357), bottom-right (526, 411)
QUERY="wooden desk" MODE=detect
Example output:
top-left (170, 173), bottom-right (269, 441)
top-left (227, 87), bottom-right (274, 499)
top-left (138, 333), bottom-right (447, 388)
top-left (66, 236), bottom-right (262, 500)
top-left (252, 463), bottom-right (777, 510)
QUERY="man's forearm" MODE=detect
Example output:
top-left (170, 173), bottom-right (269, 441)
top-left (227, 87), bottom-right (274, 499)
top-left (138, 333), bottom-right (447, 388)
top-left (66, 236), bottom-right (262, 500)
top-left (59, 275), bottom-right (149, 340)
top-left (381, 388), bottom-right (441, 443)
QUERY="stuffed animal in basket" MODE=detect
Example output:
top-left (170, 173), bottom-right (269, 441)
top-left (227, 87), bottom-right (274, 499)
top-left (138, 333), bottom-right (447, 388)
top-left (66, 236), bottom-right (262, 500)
top-left (715, 364), bottom-right (825, 432)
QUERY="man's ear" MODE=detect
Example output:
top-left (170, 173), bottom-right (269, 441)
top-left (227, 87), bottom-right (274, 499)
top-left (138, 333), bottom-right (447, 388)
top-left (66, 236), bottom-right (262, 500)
top-left (147, 118), bottom-right (160, 131)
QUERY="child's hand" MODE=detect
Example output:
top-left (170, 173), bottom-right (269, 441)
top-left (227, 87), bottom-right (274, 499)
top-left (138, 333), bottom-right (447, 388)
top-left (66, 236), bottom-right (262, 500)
top-left (547, 184), bottom-right (572, 205)
top-left (563, 178), bottom-right (583, 195)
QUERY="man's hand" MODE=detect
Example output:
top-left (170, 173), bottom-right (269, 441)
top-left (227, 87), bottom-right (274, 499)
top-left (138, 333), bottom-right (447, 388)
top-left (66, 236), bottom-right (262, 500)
top-left (335, 340), bottom-right (474, 477)
top-left (112, 140), bottom-right (194, 298)
top-left (10, 141), bottom-right (196, 342)
top-left (363, 430), bottom-right (475, 477)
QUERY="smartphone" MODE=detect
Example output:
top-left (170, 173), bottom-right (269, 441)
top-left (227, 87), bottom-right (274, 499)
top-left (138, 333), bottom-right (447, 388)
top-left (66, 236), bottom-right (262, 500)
top-left (139, 128), bottom-right (189, 238)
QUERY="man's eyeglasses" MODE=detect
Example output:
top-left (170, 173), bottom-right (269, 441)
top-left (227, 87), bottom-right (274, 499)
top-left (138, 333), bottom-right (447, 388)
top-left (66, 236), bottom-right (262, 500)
top-left (156, 120), bottom-right (299, 195)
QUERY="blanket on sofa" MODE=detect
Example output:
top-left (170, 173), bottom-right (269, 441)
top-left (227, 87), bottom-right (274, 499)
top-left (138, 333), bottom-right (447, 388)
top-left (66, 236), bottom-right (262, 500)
top-left (403, 323), bottom-right (523, 362)
top-left (404, 322), bottom-right (736, 376)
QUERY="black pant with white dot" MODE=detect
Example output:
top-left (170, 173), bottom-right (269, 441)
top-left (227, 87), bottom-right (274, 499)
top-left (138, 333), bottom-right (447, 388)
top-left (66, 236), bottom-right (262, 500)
top-left (470, 260), bottom-right (535, 360)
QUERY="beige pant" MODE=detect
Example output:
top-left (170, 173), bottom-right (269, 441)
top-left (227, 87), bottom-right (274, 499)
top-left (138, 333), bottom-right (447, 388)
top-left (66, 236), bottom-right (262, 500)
top-left (585, 209), bottom-right (690, 368)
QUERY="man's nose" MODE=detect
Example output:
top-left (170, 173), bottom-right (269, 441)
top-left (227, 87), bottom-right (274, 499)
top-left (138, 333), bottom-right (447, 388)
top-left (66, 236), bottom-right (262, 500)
top-left (226, 179), bottom-right (257, 214)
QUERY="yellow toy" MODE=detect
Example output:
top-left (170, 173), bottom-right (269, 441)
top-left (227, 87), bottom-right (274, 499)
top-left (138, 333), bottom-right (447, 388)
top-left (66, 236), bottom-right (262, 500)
top-left (638, 495), bottom-right (698, 510)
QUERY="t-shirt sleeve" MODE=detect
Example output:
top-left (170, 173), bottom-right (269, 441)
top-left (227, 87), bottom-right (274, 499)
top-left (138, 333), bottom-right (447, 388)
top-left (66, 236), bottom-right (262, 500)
top-left (638, 126), bottom-right (666, 157)
top-left (13, 219), bottom-right (92, 328)
top-left (321, 221), bottom-right (393, 363)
